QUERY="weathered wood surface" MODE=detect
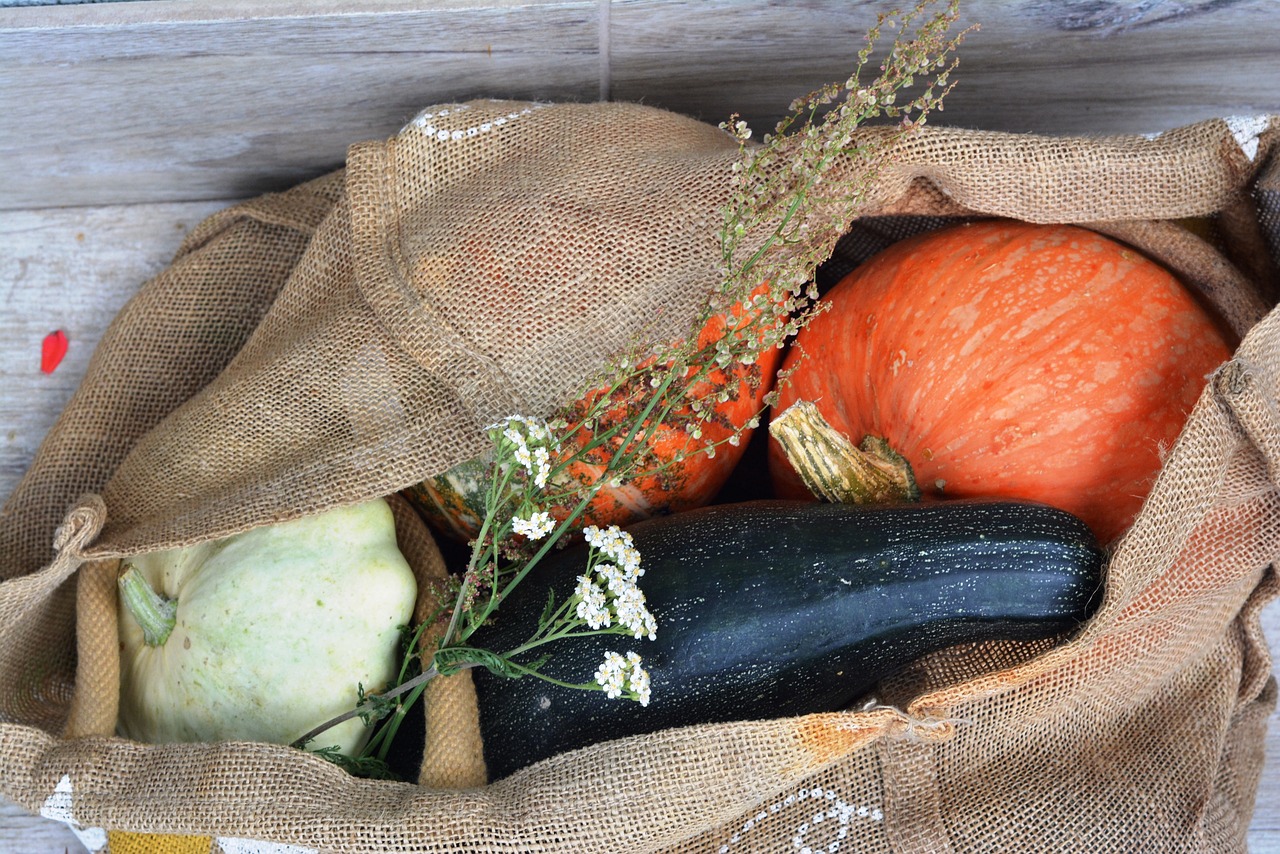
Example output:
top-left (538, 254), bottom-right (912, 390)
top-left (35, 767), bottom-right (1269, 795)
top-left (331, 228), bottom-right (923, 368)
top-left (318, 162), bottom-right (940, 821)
top-left (2, 0), bottom-right (1280, 849)
top-left (3, 0), bottom-right (1280, 210)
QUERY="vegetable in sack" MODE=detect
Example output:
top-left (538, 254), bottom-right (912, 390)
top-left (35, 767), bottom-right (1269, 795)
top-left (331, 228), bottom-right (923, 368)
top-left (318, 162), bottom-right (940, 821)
top-left (299, 4), bottom-right (973, 776)
top-left (116, 498), bottom-right (418, 757)
top-left (470, 498), bottom-right (1103, 779)
top-left (768, 219), bottom-right (1234, 543)
top-left (404, 289), bottom-right (782, 541)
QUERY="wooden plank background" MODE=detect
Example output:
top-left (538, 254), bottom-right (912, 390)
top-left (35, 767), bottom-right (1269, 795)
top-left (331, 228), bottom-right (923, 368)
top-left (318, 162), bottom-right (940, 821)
top-left (3, 0), bottom-right (1280, 210)
top-left (1, 0), bottom-right (1278, 850)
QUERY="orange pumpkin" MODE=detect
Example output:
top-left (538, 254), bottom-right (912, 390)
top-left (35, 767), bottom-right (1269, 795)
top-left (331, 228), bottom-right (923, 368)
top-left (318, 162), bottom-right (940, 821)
top-left (768, 219), bottom-right (1235, 543)
top-left (406, 286), bottom-right (783, 541)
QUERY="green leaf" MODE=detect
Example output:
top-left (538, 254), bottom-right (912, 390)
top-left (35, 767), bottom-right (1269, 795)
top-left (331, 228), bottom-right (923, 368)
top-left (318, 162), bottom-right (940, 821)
top-left (355, 682), bottom-right (397, 726)
top-left (540, 588), bottom-right (557, 625)
top-left (434, 646), bottom-right (524, 679)
top-left (518, 653), bottom-right (552, 676)
top-left (308, 744), bottom-right (398, 781)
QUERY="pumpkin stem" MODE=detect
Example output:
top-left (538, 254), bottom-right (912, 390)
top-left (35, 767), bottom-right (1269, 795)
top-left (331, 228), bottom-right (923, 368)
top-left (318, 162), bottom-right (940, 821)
top-left (771, 400), bottom-right (920, 504)
top-left (118, 565), bottom-right (177, 647)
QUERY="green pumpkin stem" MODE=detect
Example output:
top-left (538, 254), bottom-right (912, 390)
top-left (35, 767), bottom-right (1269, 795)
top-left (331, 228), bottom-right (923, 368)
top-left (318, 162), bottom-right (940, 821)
top-left (771, 400), bottom-right (920, 504)
top-left (118, 565), bottom-right (177, 647)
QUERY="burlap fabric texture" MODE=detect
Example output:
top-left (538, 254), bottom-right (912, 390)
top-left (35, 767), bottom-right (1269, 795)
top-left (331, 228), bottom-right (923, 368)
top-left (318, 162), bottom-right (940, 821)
top-left (1, 100), bottom-right (1278, 852)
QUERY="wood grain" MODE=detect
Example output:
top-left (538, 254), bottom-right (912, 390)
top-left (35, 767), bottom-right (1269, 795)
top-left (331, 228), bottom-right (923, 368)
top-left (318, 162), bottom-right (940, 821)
top-left (0, 797), bottom-right (85, 853)
top-left (611, 0), bottom-right (1280, 133)
top-left (0, 202), bottom-right (228, 497)
top-left (1, 0), bottom-right (1278, 848)
top-left (3, 0), bottom-right (1280, 209)
top-left (0, 0), bottom-right (602, 210)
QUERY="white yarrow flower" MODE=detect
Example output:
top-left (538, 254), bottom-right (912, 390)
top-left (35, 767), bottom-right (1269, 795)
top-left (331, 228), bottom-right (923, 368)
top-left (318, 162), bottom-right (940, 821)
top-left (614, 584), bottom-right (657, 641)
top-left (583, 524), bottom-right (605, 549)
top-left (525, 419), bottom-right (551, 444)
top-left (494, 415), bottom-right (557, 486)
top-left (530, 446), bottom-right (551, 488)
top-left (512, 511), bottom-right (555, 540)
top-left (596, 563), bottom-right (627, 596)
top-left (595, 650), bottom-right (649, 704)
top-left (574, 523), bottom-right (657, 703)
top-left (595, 651), bottom-right (629, 699)
top-left (617, 546), bottom-right (642, 579)
top-left (626, 651), bottom-right (651, 706)
top-left (584, 525), bottom-right (639, 569)
top-left (576, 523), bottom-right (658, 641)
top-left (574, 575), bottom-right (611, 629)
top-left (504, 425), bottom-right (526, 449)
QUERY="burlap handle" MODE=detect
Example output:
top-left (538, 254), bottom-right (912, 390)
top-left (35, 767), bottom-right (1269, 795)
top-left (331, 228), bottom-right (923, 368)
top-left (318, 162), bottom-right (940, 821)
top-left (0, 496), bottom-right (106, 736)
top-left (384, 495), bottom-right (487, 789)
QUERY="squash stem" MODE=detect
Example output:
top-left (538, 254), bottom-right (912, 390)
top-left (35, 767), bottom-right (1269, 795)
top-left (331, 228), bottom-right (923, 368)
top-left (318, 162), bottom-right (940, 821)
top-left (118, 566), bottom-right (177, 647)
top-left (771, 400), bottom-right (920, 504)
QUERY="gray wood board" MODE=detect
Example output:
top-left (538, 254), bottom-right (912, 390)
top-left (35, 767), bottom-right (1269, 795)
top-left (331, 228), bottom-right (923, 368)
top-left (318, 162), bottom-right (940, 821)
top-left (3, 0), bottom-right (1280, 209)
top-left (2, 0), bottom-right (1279, 846)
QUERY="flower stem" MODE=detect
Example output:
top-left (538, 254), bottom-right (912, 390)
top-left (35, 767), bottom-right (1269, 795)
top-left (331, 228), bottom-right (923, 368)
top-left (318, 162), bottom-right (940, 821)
top-left (501, 658), bottom-right (598, 692)
top-left (292, 661), bottom-right (476, 751)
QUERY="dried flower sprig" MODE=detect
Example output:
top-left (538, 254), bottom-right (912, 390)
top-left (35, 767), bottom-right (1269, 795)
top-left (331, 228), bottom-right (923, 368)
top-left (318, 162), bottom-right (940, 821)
top-left (300, 0), bottom-right (968, 778)
top-left (562, 0), bottom-right (970, 489)
top-left (718, 0), bottom-right (967, 304)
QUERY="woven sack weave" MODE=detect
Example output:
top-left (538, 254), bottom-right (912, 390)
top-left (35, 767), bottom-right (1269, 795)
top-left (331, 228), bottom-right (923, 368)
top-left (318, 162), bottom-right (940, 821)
top-left (1, 101), bottom-right (1278, 852)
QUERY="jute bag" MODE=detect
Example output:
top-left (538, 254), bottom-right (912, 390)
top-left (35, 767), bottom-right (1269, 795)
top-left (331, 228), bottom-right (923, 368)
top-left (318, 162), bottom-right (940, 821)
top-left (2, 100), bottom-right (1278, 852)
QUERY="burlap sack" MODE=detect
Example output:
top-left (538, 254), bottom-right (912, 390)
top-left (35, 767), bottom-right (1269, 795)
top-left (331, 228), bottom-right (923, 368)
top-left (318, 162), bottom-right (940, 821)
top-left (1, 101), bottom-right (1278, 852)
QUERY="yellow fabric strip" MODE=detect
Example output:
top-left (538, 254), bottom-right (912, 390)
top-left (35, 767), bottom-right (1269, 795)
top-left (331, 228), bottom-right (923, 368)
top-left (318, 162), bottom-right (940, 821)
top-left (107, 830), bottom-right (213, 854)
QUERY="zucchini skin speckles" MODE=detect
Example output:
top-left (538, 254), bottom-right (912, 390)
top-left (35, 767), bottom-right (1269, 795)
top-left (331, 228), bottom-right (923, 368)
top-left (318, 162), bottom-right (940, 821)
top-left (471, 499), bottom-right (1104, 780)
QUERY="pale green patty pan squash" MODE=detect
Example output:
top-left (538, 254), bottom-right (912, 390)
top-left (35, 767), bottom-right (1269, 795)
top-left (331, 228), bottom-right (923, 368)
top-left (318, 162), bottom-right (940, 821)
top-left (116, 498), bottom-right (418, 757)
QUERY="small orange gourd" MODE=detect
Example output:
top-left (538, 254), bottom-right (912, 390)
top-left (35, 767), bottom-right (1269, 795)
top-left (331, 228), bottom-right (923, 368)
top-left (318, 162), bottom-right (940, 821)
top-left (407, 287), bottom-right (782, 541)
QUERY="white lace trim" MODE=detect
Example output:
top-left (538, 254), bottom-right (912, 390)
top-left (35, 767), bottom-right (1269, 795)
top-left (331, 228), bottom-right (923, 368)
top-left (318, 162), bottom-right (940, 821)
top-left (403, 101), bottom-right (549, 141)
top-left (1224, 114), bottom-right (1272, 162)
top-left (216, 837), bottom-right (321, 854)
top-left (717, 785), bottom-right (883, 853)
top-left (39, 774), bottom-right (107, 852)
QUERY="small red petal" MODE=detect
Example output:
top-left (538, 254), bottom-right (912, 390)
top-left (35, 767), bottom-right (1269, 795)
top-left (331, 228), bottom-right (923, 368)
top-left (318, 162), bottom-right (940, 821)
top-left (41, 330), bottom-right (68, 374)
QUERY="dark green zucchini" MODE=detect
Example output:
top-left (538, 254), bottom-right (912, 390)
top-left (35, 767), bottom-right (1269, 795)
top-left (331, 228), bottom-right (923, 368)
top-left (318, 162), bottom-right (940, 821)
top-left (470, 499), bottom-right (1103, 780)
